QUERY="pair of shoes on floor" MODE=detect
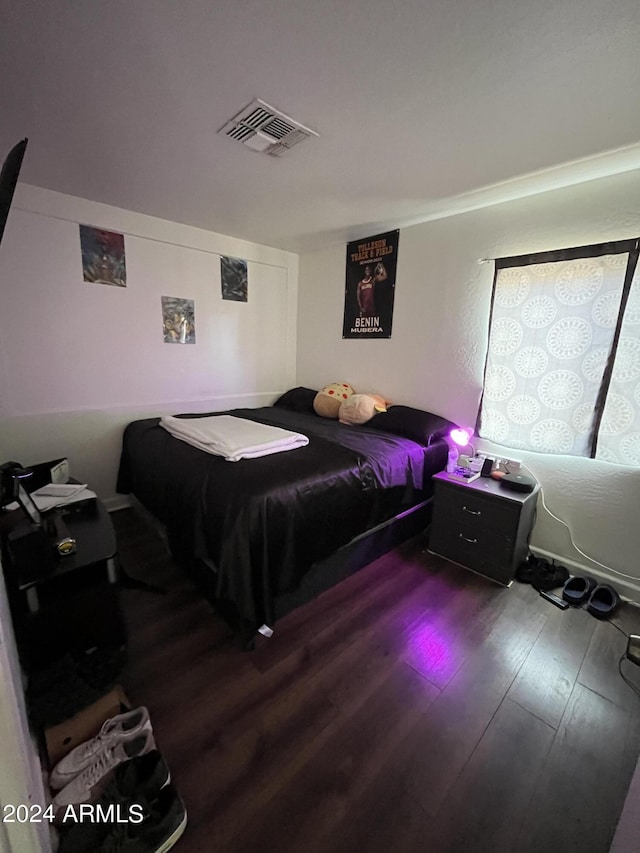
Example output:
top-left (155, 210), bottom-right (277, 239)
top-left (50, 706), bottom-right (156, 808)
top-left (516, 554), bottom-right (569, 592)
top-left (58, 752), bottom-right (187, 853)
top-left (562, 576), bottom-right (620, 618)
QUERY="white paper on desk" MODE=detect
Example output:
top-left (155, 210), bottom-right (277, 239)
top-left (31, 486), bottom-right (94, 512)
top-left (50, 459), bottom-right (70, 484)
top-left (34, 483), bottom-right (86, 499)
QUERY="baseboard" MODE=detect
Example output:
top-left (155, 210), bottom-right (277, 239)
top-left (531, 546), bottom-right (640, 605)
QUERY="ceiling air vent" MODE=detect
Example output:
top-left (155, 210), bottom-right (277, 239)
top-left (218, 98), bottom-right (318, 156)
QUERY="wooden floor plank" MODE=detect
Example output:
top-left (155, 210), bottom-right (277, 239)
top-left (421, 697), bottom-right (556, 853)
top-left (216, 662), bottom-right (440, 853)
top-left (402, 570), bottom-right (506, 689)
top-left (506, 601), bottom-right (596, 728)
top-left (515, 682), bottom-right (640, 853)
top-left (404, 584), bottom-right (548, 816)
top-left (110, 509), bottom-right (640, 853)
top-left (578, 616), bottom-right (640, 710)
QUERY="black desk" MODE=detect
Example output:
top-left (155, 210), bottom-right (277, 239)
top-left (2, 499), bottom-right (125, 669)
top-left (12, 500), bottom-right (117, 613)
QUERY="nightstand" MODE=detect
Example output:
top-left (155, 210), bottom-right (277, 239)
top-left (427, 471), bottom-right (538, 585)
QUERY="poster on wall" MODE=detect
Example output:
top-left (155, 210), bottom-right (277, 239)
top-left (220, 255), bottom-right (248, 302)
top-left (161, 296), bottom-right (196, 344)
top-left (342, 229), bottom-right (399, 339)
top-left (79, 225), bottom-right (127, 287)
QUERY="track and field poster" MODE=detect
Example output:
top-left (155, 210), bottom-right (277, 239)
top-left (342, 229), bottom-right (399, 339)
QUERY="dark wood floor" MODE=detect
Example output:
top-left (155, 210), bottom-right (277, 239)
top-left (113, 508), bottom-right (640, 853)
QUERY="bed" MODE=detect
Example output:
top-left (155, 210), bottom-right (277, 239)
top-left (116, 389), bottom-right (453, 642)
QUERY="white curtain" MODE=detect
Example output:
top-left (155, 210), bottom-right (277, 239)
top-left (480, 254), bottom-right (628, 456)
top-left (597, 263), bottom-right (640, 465)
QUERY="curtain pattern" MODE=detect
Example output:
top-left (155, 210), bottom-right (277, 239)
top-left (596, 264), bottom-right (640, 465)
top-left (480, 255), bottom-right (628, 456)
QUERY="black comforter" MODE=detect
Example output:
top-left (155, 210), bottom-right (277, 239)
top-left (117, 407), bottom-right (447, 627)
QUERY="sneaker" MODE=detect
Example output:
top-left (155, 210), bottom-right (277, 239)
top-left (50, 707), bottom-right (152, 791)
top-left (58, 751), bottom-right (171, 853)
top-left (53, 729), bottom-right (156, 808)
top-left (97, 784), bottom-right (187, 853)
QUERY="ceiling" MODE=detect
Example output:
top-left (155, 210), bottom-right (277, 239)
top-left (2, 0), bottom-right (640, 253)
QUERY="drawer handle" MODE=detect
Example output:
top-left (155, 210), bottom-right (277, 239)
top-left (458, 533), bottom-right (478, 544)
top-left (462, 506), bottom-right (481, 516)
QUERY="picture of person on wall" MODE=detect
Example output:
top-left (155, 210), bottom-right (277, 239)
top-left (357, 262), bottom-right (387, 317)
top-left (342, 229), bottom-right (399, 339)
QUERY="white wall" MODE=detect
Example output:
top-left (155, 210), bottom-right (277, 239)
top-left (0, 185), bottom-right (296, 852)
top-left (0, 185), bottom-right (298, 507)
top-left (296, 171), bottom-right (640, 599)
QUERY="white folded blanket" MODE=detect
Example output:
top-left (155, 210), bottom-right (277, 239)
top-left (160, 415), bottom-right (309, 462)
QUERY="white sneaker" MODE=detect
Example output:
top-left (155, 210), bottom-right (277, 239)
top-left (52, 728), bottom-right (156, 808)
top-left (49, 706), bottom-right (152, 791)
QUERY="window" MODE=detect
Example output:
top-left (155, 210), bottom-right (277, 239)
top-left (479, 238), bottom-right (640, 466)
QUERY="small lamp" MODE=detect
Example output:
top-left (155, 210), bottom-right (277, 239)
top-left (448, 427), bottom-right (476, 470)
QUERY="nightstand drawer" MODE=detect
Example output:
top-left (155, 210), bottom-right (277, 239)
top-left (434, 485), bottom-right (520, 537)
top-left (429, 523), bottom-right (514, 578)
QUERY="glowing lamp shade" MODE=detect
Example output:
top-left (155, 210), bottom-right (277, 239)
top-left (447, 427), bottom-right (476, 470)
top-left (449, 427), bottom-right (474, 448)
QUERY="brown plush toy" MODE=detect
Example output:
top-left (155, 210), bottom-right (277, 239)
top-left (313, 383), bottom-right (355, 419)
top-left (338, 393), bottom-right (388, 425)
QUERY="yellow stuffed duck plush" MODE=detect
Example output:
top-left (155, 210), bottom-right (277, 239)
top-left (313, 383), bottom-right (355, 418)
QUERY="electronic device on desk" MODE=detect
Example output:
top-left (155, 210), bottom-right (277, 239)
top-left (59, 495), bottom-right (98, 516)
top-left (2, 468), bottom-right (79, 586)
top-left (500, 472), bottom-right (537, 493)
top-left (0, 465), bottom-right (42, 522)
top-left (1, 461), bottom-right (27, 508)
top-left (22, 457), bottom-right (70, 492)
top-left (446, 467), bottom-right (481, 483)
top-left (480, 457), bottom-right (494, 478)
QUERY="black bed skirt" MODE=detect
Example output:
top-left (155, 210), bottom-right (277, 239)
top-left (176, 498), bottom-right (432, 647)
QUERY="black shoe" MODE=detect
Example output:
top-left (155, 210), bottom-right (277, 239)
top-left (59, 751), bottom-right (171, 852)
top-left (105, 750), bottom-right (170, 800)
top-left (531, 560), bottom-right (569, 592)
top-left (96, 784), bottom-right (187, 852)
top-left (515, 554), bottom-right (539, 584)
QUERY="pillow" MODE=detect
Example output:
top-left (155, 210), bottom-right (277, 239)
top-left (273, 387), bottom-right (318, 414)
top-left (368, 405), bottom-right (457, 446)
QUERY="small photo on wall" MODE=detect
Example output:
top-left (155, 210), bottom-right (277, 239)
top-left (161, 296), bottom-right (196, 344)
top-left (79, 225), bottom-right (127, 287)
top-left (220, 256), bottom-right (248, 302)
